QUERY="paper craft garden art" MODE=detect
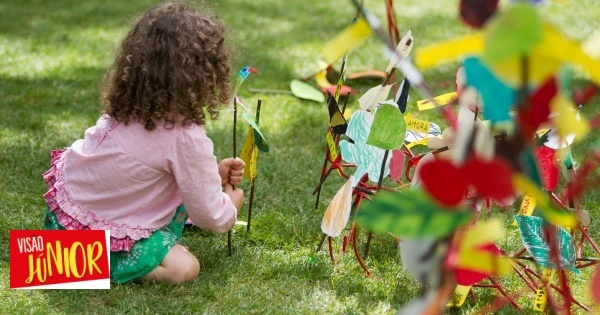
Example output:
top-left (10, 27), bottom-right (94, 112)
top-left (305, 0), bottom-right (600, 313)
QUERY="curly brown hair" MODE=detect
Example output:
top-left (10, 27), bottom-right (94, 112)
top-left (101, 1), bottom-right (231, 130)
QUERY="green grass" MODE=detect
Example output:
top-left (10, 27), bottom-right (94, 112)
top-left (1, 0), bottom-right (599, 314)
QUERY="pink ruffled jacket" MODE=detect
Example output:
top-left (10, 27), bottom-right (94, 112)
top-left (43, 115), bottom-right (238, 252)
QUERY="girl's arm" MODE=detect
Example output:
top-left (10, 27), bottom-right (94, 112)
top-left (166, 126), bottom-right (239, 234)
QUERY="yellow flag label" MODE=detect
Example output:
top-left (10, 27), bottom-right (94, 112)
top-left (240, 129), bottom-right (258, 180)
top-left (322, 18), bottom-right (372, 65)
top-left (417, 92), bottom-right (458, 111)
top-left (447, 285), bottom-right (471, 308)
top-left (404, 116), bottom-right (431, 134)
top-left (326, 131), bottom-right (338, 161)
top-left (533, 269), bottom-right (555, 312)
top-left (513, 195), bottom-right (537, 226)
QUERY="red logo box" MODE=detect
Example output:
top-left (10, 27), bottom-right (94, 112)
top-left (10, 230), bottom-right (110, 289)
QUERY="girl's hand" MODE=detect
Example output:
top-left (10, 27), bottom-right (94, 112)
top-left (218, 158), bottom-right (245, 186)
top-left (224, 183), bottom-right (244, 210)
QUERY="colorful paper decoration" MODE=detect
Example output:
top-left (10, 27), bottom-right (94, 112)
top-left (290, 79), bottom-right (325, 103)
top-left (419, 157), bottom-right (514, 206)
top-left (240, 128), bottom-right (258, 181)
top-left (482, 3), bottom-right (542, 63)
top-left (415, 34), bottom-right (483, 70)
top-left (366, 103), bottom-right (406, 150)
top-left (463, 57), bottom-right (515, 123)
top-left (321, 179), bottom-right (353, 237)
top-left (416, 92), bottom-right (458, 111)
top-left (358, 84), bottom-right (392, 111)
top-left (242, 113), bottom-right (269, 153)
top-left (532, 269), bottom-right (555, 312)
top-left (459, 0), bottom-right (499, 29)
top-left (339, 110), bottom-right (391, 187)
top-left (322, 18), bottom-right (373, 65)
top-left (327, 93), bottom-right (348, 135)
top-left (454, 219), bottom-right (512, 277)
top-left (357, 190), bottom-right (473, 238)
top-left (512, 174), bottom-right (577, 229)
top-left (515, 215), bottom-right (580, 274)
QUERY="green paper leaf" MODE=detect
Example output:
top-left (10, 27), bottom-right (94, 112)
top-left (515, 215), bottom-right (580, 274)
top-left (483, 3), bottom-right (542, 62)
top-left (290, 79), bottom-right (325, 103)
top-left (366, 103), bottom-right (406, 150)
top-left (242, 113), bottom-right (269, 152)
top-left (357, 190), bottom-right (473, 238)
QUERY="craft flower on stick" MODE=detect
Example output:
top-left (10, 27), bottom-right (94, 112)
top-left (339, 110), bottom-right (392, 187)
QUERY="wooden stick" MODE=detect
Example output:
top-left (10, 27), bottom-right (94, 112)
top-left (228, 98), bottom-right (238, 256)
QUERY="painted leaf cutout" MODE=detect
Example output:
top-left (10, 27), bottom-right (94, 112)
top-left (357, 189), bottom-right (473, 238)
top-left (290, 79), bottom-right (325, 103)
top-left (464, 57), bottom-right (515, 123)
top-left (327, 93), bottom-right (348, 134)
top-left (512, 174), bottom-right (577, 229)
top-left (242, 113), bottom-right (269, 152)
top-left (321, 179), bottom-right (353, 237)
top-left (339, 110), bottom-right (391, 187)
top-left (482, 2), bottom-right (542, 62)
top-left (515, 215), bottom-right (580, 274)
top-left (366, 103), bottom-right (406, 150)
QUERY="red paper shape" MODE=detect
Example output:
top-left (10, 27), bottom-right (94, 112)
top-left (321, 85), bottom-right (353, 97)
top-left (517, 77), bottom-right (557, 139)
top-left (389, 149), bottom-right (405, 182)
top-left (420, 157), bottom-right (514, 206)
top-left (455, 243), bottom-right (502, 285)
top-left (535, 145), bottom-right (559, 191)
top-left (459, 0), bottom-right (499, 29)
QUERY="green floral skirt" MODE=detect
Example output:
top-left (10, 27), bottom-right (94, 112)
top-left (43, 205), bottom-right (188, 284)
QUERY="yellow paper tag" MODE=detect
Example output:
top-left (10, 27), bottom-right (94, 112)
top-left (343, 108), bottom-right (352, 120)
top-left (457, 219), bottom-right (512, 275)
top-left (415, 33), bottom-right (483, 69)
top-left (240, 129), bottom-right (258, 180)
top-left (404, 116), bottom-right (431, 134)
top-left (406, 137), bottom-right (429, 149)
top-left (513, 195), bottom-right (537, 226)
top-left (533, 269), bottom-right (555, 312)
top-left (322, 18), bottom-right (372, 65)
top-left (325, 131), bottom-right (338, 161)
top-left (447, 285), bottom-right (471, 308)
top-left (417, 92), bottom-right (458, 111)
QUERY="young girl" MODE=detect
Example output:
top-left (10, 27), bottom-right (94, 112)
top-left (42, 1), bottom-right (245, 284)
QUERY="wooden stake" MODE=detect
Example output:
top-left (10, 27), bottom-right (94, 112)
top-left (228, 98), bottom-right (238, 256)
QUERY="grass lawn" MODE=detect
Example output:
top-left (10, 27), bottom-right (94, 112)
top-left (1, 0), bottom-right (599, 314)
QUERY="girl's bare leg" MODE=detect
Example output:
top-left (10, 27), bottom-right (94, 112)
top-left (137, 244), bottom-right (200, 284)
